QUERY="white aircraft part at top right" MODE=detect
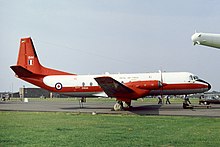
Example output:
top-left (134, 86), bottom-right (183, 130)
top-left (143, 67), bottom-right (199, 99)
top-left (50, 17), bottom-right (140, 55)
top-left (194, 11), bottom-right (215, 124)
top-left (191, 32), bottom-right (220, 49)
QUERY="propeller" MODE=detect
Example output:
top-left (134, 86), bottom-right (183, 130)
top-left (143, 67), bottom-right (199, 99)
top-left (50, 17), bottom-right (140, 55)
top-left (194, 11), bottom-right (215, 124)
top-left (195, 29), bottom-right (197, 33)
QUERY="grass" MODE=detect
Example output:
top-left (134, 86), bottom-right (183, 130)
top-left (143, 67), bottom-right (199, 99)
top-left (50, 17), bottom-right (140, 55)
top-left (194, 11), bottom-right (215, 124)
top-left (0, 112), bottom-right (220, 147)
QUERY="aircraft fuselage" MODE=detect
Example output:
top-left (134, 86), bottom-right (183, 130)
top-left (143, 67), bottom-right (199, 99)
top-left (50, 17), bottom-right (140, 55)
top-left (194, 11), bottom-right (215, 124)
top-left (21, 71), bottom-right (210, 98)
top-left (191, 32), bottom-right (220, 49)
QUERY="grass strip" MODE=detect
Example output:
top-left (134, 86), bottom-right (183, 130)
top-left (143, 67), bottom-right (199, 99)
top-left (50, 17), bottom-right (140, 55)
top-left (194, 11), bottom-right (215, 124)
top-left (0, 111), bottom-right (220, 147)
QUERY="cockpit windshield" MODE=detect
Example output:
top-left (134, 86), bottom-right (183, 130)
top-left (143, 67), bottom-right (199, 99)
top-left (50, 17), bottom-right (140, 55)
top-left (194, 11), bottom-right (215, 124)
top-left (193, 76), bottom-right (199, 80)
top-left (189, 75), bottom-right (199, 81)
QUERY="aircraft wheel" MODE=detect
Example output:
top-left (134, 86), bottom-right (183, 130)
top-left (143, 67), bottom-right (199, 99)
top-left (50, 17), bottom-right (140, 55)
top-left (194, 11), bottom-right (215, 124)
top-left (122, 101), bottom-right (131, 109)
top-left (114, 102), bottom-right (123, 111)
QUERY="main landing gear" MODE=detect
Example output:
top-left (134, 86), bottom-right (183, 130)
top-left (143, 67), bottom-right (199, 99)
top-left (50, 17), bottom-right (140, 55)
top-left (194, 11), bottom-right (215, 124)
top-left (113, 101), bottom-right (132, 111)
top-left (79, 97), bottom-right (86, 108)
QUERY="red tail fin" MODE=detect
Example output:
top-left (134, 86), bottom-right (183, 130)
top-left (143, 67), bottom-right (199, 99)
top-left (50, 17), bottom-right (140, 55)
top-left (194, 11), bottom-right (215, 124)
top-left (16, 37), bottom-right (42, 73)
top-left (11, 37), bottom-right (74, 77)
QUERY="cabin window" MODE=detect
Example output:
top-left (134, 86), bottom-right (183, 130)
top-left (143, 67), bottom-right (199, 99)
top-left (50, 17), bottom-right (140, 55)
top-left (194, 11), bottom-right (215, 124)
top-left (90, 82), bottom-right (93, 86)
top-left (82, 82), bottom-right (85, 87)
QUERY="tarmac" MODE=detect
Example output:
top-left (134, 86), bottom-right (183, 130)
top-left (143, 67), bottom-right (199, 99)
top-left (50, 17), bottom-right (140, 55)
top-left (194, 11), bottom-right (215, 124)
top-left (1, 99), bottom-right (220, 117)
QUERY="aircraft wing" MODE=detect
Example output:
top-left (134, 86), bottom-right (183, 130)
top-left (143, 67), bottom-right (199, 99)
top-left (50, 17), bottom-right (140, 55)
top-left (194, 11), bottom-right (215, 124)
top-left (94, 76), bottom-right (134, 98)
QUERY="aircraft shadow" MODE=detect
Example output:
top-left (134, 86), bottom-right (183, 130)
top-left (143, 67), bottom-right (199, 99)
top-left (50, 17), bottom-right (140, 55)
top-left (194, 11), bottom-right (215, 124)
top-left (128, 105), bottom-right (161, 115)
top-left (61, 104), bottom-right (162, 115)
top-left (61, 106), bottom-right (112, 110)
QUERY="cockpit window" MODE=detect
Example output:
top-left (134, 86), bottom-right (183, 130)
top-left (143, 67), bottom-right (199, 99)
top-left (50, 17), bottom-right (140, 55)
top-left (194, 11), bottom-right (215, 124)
top-left (189, 75), bottom-right (193, 81)
top-left (193, 76), bottom-right (199, 80)
top-left (189, 75), bottom-right (199, 81)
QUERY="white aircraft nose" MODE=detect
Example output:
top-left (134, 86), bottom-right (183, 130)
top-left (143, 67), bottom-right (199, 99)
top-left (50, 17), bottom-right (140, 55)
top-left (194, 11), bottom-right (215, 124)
top-left (191, 33), bottom-right (201, 45)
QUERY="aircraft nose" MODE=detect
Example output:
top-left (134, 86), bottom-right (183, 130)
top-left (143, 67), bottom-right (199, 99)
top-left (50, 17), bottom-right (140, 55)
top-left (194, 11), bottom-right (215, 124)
top-left (196, 79), bottom-right (211, 91)
top-left (191, 33), bottom-right (201, 45)
top-left (207, 82), bottom-right (211, 91)
top-left (191, 33), bottom-right (196, 41)
top-left (203, 81), bottom-right (211, 91)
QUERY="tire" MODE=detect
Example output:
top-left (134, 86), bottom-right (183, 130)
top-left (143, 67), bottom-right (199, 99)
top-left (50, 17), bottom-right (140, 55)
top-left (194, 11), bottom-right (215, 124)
top-left (114, 103), bottom-right (122, 111)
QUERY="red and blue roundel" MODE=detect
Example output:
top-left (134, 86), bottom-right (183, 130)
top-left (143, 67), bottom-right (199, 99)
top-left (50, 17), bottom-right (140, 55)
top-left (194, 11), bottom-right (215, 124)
top-left (55, 82), bottom-right (62, 90)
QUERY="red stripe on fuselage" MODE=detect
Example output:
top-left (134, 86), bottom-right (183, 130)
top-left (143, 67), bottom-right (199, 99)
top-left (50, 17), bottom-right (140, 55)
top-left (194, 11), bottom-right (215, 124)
top-left (21, 75), bottom-right (208, 96)
top-left (54, 83), bottom-right (208, 93)
top-left (161, 83), bottom-right (208, 90)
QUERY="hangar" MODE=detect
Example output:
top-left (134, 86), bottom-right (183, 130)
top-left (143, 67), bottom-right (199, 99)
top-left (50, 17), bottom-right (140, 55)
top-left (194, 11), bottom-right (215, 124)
top-left (1, 88), bottom-right (67, 100)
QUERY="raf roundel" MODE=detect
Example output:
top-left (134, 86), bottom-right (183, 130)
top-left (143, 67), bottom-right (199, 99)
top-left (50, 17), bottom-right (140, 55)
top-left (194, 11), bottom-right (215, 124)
top-left (55, 82), bottom-right (62, 90)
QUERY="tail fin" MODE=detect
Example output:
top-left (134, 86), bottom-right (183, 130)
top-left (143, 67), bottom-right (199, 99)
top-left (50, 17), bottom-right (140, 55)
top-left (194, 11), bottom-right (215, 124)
top-left (11, 37), bottom-right (73, 77)
top-left (16, 37), bottom-right (42, 74)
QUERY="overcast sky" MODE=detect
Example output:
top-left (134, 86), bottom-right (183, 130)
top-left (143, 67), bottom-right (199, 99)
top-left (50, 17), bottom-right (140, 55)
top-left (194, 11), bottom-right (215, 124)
top-left (1, 0), bottom-right (220, 92)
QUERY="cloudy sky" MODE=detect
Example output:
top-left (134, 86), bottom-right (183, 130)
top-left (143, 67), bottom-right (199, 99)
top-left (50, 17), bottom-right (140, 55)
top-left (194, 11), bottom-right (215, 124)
top-left (1, 0), bottom-right (220, 92)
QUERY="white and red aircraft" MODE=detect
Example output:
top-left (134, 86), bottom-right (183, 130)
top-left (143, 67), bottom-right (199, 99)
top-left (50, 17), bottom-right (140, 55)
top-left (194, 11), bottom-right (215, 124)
top-left (11, 37), bottom-right (211, 110)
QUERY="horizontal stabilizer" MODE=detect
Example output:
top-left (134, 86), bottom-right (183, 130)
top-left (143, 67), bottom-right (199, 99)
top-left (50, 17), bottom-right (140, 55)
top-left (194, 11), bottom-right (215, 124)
top-left (94, 76), bottom-right (134, 98)
top-left (10, 65), bottom-right (35, 77)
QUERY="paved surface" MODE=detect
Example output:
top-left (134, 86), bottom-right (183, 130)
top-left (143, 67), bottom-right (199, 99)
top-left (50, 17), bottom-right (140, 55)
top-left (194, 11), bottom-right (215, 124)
top-left (1, 100), bottom-right (220, 117)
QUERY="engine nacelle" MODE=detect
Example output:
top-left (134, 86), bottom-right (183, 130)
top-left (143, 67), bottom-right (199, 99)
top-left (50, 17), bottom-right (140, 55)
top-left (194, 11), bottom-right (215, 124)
top-left (125, 80), bottom-right (163, 90)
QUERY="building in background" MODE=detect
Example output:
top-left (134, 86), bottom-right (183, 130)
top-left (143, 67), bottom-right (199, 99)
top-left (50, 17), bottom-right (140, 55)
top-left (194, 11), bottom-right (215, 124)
top-left (19, 88), bottom-right (67, 98)
top-left (1, 88), bottom-right (67, 99)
